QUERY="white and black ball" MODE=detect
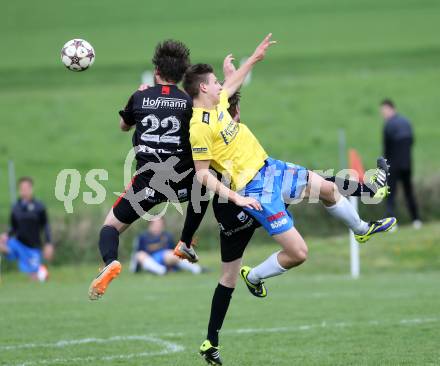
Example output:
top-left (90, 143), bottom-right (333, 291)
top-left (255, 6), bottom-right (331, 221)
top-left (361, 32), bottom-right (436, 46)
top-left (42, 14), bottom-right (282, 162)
top-left (61, 39), bottom-right (95, 71)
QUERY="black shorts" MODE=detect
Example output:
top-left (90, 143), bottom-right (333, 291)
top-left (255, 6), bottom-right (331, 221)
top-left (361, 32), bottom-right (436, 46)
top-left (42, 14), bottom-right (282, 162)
top-left (113, 160), bottom-right (197, 225)
top-left (212, 196), bottom-right (261, 263)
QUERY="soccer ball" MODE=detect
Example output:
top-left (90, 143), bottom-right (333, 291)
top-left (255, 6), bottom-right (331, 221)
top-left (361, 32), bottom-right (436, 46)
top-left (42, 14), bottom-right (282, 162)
top-left (60, 39), bottom-right (95, 71)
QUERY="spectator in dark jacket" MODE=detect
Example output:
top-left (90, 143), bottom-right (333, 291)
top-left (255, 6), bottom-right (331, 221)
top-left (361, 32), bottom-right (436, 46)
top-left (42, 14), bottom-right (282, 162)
top-left (381, 99), bottom-right (421, 229)
top-left (0, 177), bottom-right (53, 281)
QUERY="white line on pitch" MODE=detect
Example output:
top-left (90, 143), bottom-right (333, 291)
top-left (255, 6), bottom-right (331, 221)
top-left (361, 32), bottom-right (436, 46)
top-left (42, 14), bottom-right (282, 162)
top-left (1, 316), bottom-right (438, 365)
top-left (1, 316), bottom-right (438, 352)
top-left (224, 316), bottom-right (439, 335)
top-left (2, 336), bottom-right (184, 366)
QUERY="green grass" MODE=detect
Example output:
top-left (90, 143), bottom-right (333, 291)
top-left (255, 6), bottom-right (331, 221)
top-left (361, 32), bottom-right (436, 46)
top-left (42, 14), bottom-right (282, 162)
top-left (1, 0), bottom-right (440, 224)
top-left (1, 223), bottom-right (440, 365)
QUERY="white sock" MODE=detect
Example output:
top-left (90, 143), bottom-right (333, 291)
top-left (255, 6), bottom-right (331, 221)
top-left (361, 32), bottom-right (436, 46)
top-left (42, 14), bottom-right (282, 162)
top-left (247, 251), bottom-right (287, 284)
top-left (142, 256), bottom-right (167, 275)
top-left (324, 197), bottom-right (369, 234)
top-left (177, 260), bottom-right (202, 274)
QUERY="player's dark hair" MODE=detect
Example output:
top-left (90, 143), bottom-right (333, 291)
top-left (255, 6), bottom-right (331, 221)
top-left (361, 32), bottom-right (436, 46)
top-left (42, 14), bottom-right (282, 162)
top-left (228, 92), bottom-right (241, 119)
top-left (18, 176), bottom-right (33, 186)
top-left (381, 99), bottom-right (395, 109)
top-left (183, 63), bottom-right (214, 98)
top-left (152, 40), bottom-right (191, 84)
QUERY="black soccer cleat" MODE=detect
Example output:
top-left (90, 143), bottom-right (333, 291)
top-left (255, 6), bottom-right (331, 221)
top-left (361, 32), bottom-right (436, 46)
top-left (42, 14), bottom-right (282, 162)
top-left (371, 157), bottom-right (390, 199)
top-left (200, 340), bottom-right (222, 365)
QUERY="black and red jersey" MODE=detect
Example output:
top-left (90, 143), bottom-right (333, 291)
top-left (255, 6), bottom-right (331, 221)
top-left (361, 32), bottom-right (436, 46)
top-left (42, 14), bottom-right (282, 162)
top-left (119, 84), bottom-right (193, 170)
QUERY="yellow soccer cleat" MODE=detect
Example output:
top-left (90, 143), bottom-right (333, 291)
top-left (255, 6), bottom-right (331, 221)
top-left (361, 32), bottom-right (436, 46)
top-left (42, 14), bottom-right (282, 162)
top-left (240, 266), bottom-right (267, 298)
top-left (200, 340), bottom-right (222, 365)
top-left (355, 217), bottom-right (397, 243)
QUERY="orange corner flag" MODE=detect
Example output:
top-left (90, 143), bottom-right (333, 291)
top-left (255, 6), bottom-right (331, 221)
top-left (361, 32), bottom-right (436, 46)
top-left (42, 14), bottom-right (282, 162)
top-left (348, 149), bottom-right (365, 183)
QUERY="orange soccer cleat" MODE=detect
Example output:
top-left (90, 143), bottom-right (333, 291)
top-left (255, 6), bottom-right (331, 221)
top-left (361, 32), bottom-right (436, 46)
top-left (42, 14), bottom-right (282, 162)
top-left (173, 240), bottom-right (199, 263)
top-left (88, 260), bottom-right (122, 300)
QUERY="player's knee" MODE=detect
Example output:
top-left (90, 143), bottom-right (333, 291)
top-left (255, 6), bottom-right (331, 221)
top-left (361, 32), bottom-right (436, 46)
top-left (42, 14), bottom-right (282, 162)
top-left (320, 182), bottom-right (338, 205)
top-left (103, 209), bottom-right (128, 233)
top-left (297, 246), bottom-right (308, 263)
top-left (220, 271), bottom-right (238, 288)
top-left (285, 245), bottom-right (308, 267)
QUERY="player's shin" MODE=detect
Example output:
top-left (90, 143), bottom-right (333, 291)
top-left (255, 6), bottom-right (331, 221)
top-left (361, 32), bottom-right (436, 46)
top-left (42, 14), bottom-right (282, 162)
top-left (323, 196), bottom-right (369, 235)
top-left (247, 251), bottom-right (287, 284)
top-left (99, 225), bottom-right (120, 265)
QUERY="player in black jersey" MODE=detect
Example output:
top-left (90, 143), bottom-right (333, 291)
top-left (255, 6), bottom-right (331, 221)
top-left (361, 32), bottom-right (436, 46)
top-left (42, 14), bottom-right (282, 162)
top-left (88, 40), bottom-right (209, 300)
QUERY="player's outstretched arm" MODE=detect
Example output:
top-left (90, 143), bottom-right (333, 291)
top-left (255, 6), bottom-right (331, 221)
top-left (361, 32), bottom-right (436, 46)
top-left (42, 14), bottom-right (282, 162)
top-left (223, 33), bottom-right (276, 97)
top-left (194, 160), bottom-right (262, 210)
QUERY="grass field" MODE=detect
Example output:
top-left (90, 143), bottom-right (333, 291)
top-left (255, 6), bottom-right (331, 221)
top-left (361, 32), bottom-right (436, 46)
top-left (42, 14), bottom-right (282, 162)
top-left (1, 0), bottom-right (440, 222)
top-left (1, 223), bottom-right (439, 365)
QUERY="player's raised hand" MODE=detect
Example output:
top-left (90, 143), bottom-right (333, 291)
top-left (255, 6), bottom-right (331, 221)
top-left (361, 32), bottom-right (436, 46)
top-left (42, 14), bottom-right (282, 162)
top-left (252, 33), bottom-right (277, 62)
top-left (223, 54), bottom-right (236, 79)
top-left (234, 195), bottom-right (262, 211)
top-left (222, 34), bottom-right (275, 97)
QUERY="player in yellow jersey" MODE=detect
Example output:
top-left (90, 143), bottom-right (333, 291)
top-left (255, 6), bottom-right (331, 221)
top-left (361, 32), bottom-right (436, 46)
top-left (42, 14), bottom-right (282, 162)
top-left (183, 34), bottom-right (396, 364)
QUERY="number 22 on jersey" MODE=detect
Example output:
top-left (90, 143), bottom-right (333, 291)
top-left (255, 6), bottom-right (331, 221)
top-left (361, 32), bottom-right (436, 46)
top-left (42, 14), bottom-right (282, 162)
top-left (140, 114), bottom-right (181, 145)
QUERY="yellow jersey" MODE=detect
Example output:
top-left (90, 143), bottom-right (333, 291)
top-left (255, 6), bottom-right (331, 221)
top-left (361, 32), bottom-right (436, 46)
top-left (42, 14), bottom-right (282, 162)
top-left (190, 90), bottom-right (268, 191)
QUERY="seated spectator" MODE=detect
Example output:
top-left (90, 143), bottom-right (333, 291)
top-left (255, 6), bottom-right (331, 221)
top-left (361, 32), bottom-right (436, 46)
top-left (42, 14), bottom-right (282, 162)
top-left (130, 217), bottom-right (203, 275)
top-left (0, 177), bottom-right (53, 281)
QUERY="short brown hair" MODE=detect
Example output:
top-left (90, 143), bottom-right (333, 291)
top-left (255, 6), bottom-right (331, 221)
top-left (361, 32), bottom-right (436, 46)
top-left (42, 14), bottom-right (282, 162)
top-left (183, 63), bottom-right (214, 98)
top-left (228, 92), bottom-right (241, 119)
top-left (152, 40), bottom-right (191, 83)
top-left (18, 176), bottom-right (33, 186)
top-left (381, 99), bottom-right (395, 109)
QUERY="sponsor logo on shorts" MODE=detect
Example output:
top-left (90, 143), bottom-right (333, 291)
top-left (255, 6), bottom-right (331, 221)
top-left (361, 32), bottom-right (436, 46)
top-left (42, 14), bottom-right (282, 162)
top-left (221, 218), bottom-right (255, 236)
top-left (237, 211), bottom-right (248, 222)
top-left (270, 217), bottom-right (289, 230)
top-left (142, 97), bottom-right (187, 110)
top-left (267, 211), bottom-right (285, 222)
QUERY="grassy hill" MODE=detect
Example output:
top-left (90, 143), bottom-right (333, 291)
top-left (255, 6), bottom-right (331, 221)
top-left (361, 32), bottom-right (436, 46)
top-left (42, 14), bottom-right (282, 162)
top-left (1, 0), bottom-right (439, 248)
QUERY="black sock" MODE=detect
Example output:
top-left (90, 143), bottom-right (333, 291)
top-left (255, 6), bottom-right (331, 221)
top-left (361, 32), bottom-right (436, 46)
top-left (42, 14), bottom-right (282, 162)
top-left (326, 176), bottom-right (375, 197)
top-left (99, 225), bottom-right (120, 265)
top-left (207, 283), bottom-right (234, 347)
top-left (180, 199), bottom-right (210, 248)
